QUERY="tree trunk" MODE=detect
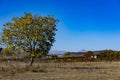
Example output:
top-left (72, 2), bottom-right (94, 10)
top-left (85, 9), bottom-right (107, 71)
top-left (29, 56), bottom-right (34, 66)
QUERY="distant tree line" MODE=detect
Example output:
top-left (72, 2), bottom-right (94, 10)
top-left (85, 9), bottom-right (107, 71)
top-left (63, 50), bottom-right (120, 61)
top-left (1, 49), bottom-right (120, 62)
top-left (98, 50), bottom-right (120, 61)
top-left (83, 50), bottom-right (120, 61)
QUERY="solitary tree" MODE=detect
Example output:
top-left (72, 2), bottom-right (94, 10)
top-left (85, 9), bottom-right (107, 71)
top-left (2, 13), bottom-right (59, 66)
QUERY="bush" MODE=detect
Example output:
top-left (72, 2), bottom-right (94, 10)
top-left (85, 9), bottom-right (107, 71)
top-left (64, 52), bottom-right (71, 57)
top-left (84, 51), bottom-right (94, 58)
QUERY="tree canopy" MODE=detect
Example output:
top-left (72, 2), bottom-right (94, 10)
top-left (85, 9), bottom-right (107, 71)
top-left (2, 13), bottom-right (59, 65)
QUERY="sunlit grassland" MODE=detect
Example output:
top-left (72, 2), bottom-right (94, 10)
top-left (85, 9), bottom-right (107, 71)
top-left (0, 61), bottom-right (120, 80)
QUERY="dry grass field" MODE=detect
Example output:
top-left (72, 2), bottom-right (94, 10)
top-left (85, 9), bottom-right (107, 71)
top-left (0, 61), bottom-right (120, 80)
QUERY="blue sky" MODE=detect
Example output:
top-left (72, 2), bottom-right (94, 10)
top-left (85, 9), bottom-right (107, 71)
top-left (0, 0), bottom-right (120, 51)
